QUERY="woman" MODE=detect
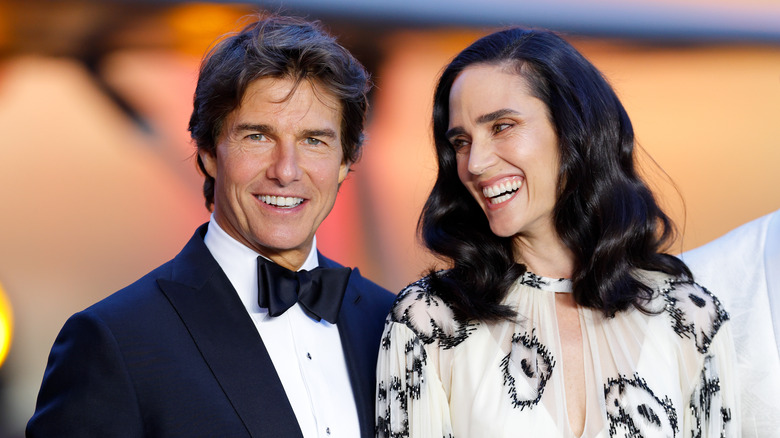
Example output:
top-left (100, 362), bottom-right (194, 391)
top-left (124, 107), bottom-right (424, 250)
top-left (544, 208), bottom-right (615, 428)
top-left (376, 28), bottom-right (738, 437)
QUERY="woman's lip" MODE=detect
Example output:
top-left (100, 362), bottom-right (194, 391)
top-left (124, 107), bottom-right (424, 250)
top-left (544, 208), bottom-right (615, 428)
top-left (484, 188), bottom-right (519, 210)
top-left (478, 175), bottom-right (524, 190)
top-left (481, 176), bottom-right (523, 199)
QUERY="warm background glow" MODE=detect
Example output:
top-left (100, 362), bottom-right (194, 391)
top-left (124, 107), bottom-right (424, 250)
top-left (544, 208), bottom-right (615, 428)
top-left (1, 1), bottom-right (778, 435)
top-left (0, 283), bottom-right (12, 369)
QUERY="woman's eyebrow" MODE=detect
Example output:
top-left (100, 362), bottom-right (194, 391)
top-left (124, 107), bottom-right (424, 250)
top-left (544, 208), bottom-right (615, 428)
top-left (476, 108), bottom-right (519, 124)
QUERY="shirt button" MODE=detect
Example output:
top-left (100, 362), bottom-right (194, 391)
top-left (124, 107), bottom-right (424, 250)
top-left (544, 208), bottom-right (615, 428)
top-left (326, 427), bottom-right (331, 435)
top-left (306, 352), bottom-right (312, 360)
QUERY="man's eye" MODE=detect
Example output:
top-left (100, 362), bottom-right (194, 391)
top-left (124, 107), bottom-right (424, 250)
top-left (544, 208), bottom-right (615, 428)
top-left (247, 133), bottom-right (267, 141)
top-left (493, 123), bottom-right (511, 134)
top-left (305, 137), bottom-right (323, 146)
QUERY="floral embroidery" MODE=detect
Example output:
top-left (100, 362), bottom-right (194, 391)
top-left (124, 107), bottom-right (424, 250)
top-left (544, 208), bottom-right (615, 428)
top-left (662, 280), bottom-right (729, 354)
top-left (376, 374), bottom-right (409, 438)
top-left (500, 330), bottom-right (555, 409)
top-left (689, 355), bottom-right (732, 438)
top-left (519, 271), bottom-right (572, 292)
top-left (604, 373), bottom-right (678, 437)
top-left (390, 276), bottom-right (475, 349)
top-left (376, 323), bottom-right (429, 438)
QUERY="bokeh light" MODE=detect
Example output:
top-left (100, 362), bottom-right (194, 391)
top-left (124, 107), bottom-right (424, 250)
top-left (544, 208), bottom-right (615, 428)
top-left (0, 281), bottom-right (12, 368)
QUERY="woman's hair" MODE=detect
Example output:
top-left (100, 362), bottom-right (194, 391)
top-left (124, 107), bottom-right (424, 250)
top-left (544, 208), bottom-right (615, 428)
top-left (421, 27), bottom-right (691, 321)
top-left (189, 15), bottom-right (370, 209)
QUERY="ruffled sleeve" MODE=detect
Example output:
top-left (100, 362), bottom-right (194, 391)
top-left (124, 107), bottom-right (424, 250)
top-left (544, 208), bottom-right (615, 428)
top-left (376, 320), bottom-right (453, 438)
top-left (662, 279), bottom-right (741, 437)
top-left (376, 277), bottom-right (469, 438)
top-left (685, 319), bottom-right (740, 437)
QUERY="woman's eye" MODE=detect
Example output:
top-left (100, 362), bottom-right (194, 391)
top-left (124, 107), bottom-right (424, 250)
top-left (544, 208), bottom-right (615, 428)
top-left (450, 138), bottom-right (469, 151)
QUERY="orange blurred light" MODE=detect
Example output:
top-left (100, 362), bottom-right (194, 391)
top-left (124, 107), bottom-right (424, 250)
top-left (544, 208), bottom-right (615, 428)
top-left (165, 3), bottom-right (254, 56)
top-left (0, 281), bottom-right (12, 368)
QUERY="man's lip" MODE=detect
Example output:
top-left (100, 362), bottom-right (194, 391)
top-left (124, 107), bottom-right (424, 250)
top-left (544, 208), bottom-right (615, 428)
top-left (256, 194), bottom-right (306, 208)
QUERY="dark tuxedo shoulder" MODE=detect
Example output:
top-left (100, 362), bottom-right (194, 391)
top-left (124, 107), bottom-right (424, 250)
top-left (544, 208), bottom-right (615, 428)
top-left (81, 255), bottom-right (185, 325)
top-left (349, 269), bottom-right (395, 309)
top-left (318, 254), bottom-right (395, 314)
top-left (83, 224), bottom-right (222, 323)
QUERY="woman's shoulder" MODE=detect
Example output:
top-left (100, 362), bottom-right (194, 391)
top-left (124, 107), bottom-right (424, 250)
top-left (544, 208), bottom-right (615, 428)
top-left (388, 271), bottom-right (475, 349)
top-left (637, 270), bottom-right (730, 355)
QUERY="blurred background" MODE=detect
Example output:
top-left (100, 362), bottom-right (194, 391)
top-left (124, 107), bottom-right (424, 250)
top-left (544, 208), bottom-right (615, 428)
top-left (0, 0), bottom-right (779, 435)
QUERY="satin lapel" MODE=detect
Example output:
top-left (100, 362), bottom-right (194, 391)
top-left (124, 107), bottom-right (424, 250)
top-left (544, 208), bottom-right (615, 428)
top-left (158, 225), bottom-right (303, 438)
top-left (320, 255), bottom-right (374, 437)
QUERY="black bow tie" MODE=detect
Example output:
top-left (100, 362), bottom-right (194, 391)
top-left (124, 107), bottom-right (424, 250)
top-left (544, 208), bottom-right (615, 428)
top-left (257, 257), bottom-right (351, 323)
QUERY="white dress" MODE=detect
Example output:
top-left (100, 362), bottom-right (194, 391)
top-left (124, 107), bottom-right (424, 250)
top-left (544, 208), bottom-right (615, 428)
top-left (376, 270), bottom-right (739, 438)
top-left (681, 209), bottom-right (780, 437)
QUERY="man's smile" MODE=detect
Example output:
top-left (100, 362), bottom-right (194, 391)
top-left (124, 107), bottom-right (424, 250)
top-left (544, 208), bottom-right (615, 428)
top-left (258, 194), bottom-right (305, 208)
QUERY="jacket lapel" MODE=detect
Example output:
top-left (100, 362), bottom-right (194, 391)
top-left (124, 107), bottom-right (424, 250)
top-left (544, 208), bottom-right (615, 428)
top-left (158, 225), bottom-right (303, 438)
top-left (320, 254), bottom-right (376, 437)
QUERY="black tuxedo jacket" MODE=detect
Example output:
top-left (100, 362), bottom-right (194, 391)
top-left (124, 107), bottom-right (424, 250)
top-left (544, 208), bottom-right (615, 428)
top-left (27, 224), bottom-right (395, 437)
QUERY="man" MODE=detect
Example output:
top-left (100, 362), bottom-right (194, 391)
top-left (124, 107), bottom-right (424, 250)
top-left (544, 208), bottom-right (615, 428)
top-left (27, 15), bottom-right (394, 437)
top-left (681, 209), bottom-right (780, 437)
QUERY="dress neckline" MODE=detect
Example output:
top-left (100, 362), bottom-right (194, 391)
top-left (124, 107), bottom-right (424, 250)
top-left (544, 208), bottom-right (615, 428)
top-left (519, 271), bottom-right (573, 293)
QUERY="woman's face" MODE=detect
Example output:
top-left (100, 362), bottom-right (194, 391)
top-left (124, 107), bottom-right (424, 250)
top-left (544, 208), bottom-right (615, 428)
top-left (447, 63), bottom-right (560, 242)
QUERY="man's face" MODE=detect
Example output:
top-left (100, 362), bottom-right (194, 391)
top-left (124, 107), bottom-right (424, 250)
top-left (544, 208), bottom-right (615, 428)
top-left (200, 76), bottom-right (349, 270)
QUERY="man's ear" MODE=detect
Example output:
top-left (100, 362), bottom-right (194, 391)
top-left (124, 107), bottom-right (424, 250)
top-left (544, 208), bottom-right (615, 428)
top-left (338, 161), bottom-right (351, 185)
top-left (199, 150), bottom-right (217, 178)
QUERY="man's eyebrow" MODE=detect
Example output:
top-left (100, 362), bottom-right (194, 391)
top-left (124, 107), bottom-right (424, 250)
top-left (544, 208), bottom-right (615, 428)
top-left (302, 128), bottom-right (337, 139)
top-left (232, 124), bottom-right (336, 139)
top-left (234, 123), bottom-right (274, 134)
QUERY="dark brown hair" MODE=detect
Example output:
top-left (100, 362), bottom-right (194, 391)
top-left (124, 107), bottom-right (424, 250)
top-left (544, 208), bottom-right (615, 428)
top-left (188, 15), bottom-right (370, 208)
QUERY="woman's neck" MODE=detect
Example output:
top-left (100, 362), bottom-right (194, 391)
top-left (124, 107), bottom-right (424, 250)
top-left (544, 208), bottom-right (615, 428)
top-left (513, 233), bottom-right (575, 279)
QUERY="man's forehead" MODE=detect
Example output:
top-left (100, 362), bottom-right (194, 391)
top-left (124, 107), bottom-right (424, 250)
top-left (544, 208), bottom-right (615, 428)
top-left (240, 76), bottom-right (342, 113)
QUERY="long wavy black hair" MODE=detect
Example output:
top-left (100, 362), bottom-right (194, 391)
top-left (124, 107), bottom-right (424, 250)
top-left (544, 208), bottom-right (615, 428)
top-left (421, 28), bottom-right (691, 321)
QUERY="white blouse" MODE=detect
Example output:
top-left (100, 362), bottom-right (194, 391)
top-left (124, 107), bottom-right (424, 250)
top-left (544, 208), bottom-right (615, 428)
top-left (376, 270), bottom-right (739, 437)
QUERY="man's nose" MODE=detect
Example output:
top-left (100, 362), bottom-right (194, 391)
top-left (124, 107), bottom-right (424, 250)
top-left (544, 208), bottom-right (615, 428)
top-left (267, 140), bottom-right (302, 185)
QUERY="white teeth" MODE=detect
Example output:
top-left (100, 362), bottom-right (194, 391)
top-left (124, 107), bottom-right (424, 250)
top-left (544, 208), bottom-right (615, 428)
top-left (482, 179), bottom-right (522, 201)
top-left (490, 192), bottom-right (515, 204)
top-left (260, 195), bottom-right (304, 208)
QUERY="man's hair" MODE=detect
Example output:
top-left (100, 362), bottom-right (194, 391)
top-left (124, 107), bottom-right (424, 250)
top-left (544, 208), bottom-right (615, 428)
top-left (188, 15), bottom-right (370, 209)
top-left (421, 28), bottom-right (691, 322)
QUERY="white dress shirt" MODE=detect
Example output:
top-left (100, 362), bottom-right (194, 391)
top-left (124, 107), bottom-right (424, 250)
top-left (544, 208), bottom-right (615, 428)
top-left (203, 217), bottom-right (360, 437)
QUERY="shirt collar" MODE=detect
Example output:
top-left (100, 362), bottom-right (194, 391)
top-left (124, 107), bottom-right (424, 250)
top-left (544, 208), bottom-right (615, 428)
top-left (203, 214), bottom-right (320, 315)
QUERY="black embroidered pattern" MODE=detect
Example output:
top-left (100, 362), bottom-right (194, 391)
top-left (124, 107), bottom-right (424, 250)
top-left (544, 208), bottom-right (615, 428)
top-left (376, 375), bottom-right (409, 438)
top-left (662, 279), bottom-right (729, 354)
top-left (604, 373), bottom-right (678, 437)
top-left (689, 355), bottom-right (732, 438)
top-left (519, 272), bottom-right (548, 289)
top-left (390, 275), bottom-right (475, 349)
top-left (377, 275), bottom-right (468, 438)
top-left (376, 332), bottom-right (429, 438)
top-left (500, 331), bottom-right (555, 409)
